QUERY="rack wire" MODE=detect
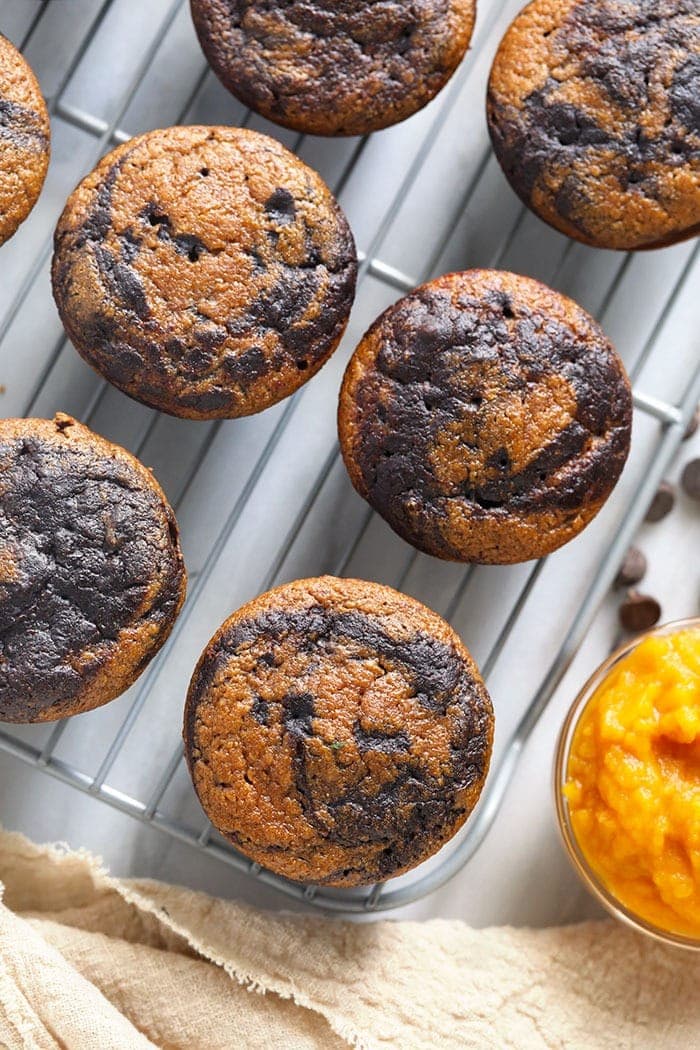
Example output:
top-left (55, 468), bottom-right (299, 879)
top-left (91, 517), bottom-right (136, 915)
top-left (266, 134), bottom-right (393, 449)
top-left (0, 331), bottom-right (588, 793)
top-left (0, 0), bottom-right (698, 913)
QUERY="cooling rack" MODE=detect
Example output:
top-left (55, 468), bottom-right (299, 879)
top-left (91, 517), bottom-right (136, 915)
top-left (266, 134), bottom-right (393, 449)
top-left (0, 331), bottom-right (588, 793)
top-left (0, 0), bottom-right (698, 914)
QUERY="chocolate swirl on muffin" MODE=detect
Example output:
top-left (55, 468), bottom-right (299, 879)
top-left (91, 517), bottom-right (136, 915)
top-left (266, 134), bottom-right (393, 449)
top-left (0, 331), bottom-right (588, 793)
top-left (52, 126), bottom-right (357, 419)
top-left (0, 415), bottom-right (186, 723)
top-left (487, 0), bottom-right (700, 250)
top-left (184, 576), bottom-right (493, 886)
top-left (0, 33), bottom-right (50, 245)
top-left (339, 270), bottom-right (632, 564)
top-left (190, 0), bottom-right (476, 136)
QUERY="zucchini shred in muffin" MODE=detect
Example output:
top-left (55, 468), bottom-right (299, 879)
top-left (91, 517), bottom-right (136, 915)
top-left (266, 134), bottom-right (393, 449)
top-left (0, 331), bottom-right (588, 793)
top-left (184, 576), bottom-right (493, 886)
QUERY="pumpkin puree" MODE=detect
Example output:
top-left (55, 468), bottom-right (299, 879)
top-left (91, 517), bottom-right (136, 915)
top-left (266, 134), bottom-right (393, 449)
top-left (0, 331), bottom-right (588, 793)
top-left (565, 626), bottom-right (700, 939)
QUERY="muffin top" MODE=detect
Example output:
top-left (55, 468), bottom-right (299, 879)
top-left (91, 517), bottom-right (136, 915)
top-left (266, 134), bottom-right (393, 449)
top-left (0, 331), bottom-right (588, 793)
top-left (0, 33), bottom-right (50, 245)
top-left (184, 576), bottom-right (493, 886)
top-left (487, 0), bottom-right (700, 250)
top-left (190, 0), bottom-right (476, 136)
top-left (339, 270), bottom-right (632, 564)
top-left (0, 415), bottom-right (186, 722)
top-left (52, 125), bottom-right (356, 419)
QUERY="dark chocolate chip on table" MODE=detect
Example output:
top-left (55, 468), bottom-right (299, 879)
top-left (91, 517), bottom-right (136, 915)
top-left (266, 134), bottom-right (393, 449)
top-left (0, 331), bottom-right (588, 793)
top-left (683, 406), bottom-right (700, 442)
top-left (644, 481), bottom-right (675, 523)
top-left (619, 591), bottom-right (661, 633)
top-left (681, 458), bottom-right (700, 501)
top-left (613, 546), bottom-right (647, 590)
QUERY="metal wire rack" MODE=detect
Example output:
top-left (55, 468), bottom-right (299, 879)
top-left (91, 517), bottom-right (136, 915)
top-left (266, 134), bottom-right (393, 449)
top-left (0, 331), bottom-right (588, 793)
top-left (0, 0), bottom-right (698, 913)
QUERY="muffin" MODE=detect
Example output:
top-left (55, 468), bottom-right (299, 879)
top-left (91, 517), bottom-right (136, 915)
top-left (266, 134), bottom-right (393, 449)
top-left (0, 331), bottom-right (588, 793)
top-left (190, 0), bottom-right (476, 137)
top-left (0, 33), bottom-right (50, 246)
top-left (184, 576), bottom-right (493, 886)
top-left (338, 270), bottom-right (632, 564)
top-left (0, 414), bottom-right (186, 723)
top-left (487, 0), bottom-right (700, 250)
top-left (51, 125), bottom-right (357, 419)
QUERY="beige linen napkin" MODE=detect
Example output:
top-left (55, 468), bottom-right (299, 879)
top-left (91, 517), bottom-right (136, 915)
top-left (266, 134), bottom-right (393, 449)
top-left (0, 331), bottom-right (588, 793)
top-left (0, 829), bottom-right (698, 1049)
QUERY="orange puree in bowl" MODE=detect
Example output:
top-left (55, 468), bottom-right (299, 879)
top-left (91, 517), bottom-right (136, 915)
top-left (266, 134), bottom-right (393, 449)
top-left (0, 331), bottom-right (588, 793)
top-left (565, 627), bottom-right (700, 939)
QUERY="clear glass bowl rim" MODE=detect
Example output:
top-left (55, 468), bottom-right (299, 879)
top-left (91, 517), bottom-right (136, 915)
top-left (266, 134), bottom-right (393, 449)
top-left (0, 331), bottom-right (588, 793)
top-left (554, 616), bottom-right (700, 952)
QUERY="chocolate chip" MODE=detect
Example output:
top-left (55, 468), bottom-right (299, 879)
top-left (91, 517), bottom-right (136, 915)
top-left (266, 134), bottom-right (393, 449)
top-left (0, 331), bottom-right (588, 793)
top-left (264, 188), bottom-right (296, 224)
top-left (644, 481), bottom-right (675, 522)
top-left (681, 458), bottom-right (700, 501)
top-left (613, 546), bottom-right (647, 589)
top-left (683, 405), bottom-right (699, 441)
top-left (619, 591), bottom-right (661, 632)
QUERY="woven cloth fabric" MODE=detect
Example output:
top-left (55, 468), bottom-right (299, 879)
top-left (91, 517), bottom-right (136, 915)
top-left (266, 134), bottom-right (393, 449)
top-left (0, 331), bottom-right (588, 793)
top-left (0, 828), bottom-right (697, 1049)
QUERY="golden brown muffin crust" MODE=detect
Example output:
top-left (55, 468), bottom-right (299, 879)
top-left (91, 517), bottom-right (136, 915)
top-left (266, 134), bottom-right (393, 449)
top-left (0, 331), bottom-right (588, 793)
top-left (184, 576), bottom-right (493, 886)
top-left (487, 0), bottom-right (700, 250)
top-left (0, 414), bottom-right (186, 722)
top-left (190, 0), bottom-right (476, 136)
top-left (52, 126), bottom-right (356, 419)
top-left (338, 270), bottom-right (632, 564)
top-left (0, 33), bottom-right (50, 246)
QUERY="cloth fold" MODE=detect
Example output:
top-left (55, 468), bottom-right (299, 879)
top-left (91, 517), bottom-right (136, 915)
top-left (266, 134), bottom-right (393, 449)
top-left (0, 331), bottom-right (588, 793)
top-left (0, 828), bottom-right (697, 1049)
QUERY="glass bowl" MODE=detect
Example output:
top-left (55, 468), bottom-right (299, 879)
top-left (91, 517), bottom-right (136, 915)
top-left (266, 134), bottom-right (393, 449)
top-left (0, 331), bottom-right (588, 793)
top-left (554, 617), bottom-right (700, 951)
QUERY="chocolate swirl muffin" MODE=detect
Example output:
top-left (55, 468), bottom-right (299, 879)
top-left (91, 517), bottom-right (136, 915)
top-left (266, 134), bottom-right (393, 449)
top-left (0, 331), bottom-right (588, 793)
top-left (190, 0), bottom-right (476, 137)
top-left (338, 270), bottom-right (632, 564)
top-left (0, 415), bottom-right (186, 723)
top-left (52, 126), bottom-right (356, 419)
top-left (184, 576), bottom-right (493, 886)
top-left (0, 33), bottom-right (50, 246)
top-left (487, 0), bottom-right (700, 250)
